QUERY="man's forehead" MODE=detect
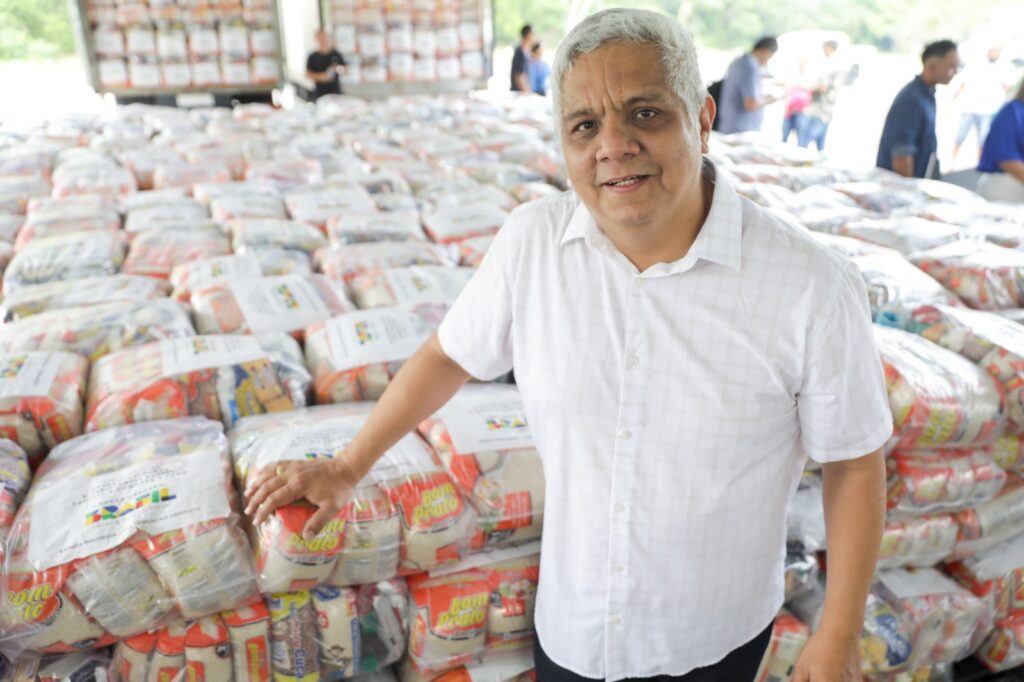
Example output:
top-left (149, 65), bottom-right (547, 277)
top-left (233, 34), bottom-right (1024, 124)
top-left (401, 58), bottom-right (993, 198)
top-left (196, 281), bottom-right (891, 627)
top-left (562, 91), bottom-right (674, 121)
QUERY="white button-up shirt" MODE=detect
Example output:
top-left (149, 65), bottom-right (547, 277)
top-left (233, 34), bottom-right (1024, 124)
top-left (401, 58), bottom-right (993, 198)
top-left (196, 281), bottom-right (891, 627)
top-left (437, 163), bottom-right (892, 680)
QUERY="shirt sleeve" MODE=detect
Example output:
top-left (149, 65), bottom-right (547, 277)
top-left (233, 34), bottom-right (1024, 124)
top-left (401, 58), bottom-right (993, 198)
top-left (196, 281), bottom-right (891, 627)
top-left (737, 59), bottom-right (760, 101)
top-left (984, 106), bottom-right (1024, 165)
top-left (886, 95), bottom-right (924, 158)
top-left (306, 53), bottom-right (317, 72)
top-left (335, 50), bottom-right (347, 66)
top-left (511, 49), bottom-right (526, 76)
top-left (436, 216), bottom-right (520, 380)
top-left (797, 260), bottom-right (893, 463)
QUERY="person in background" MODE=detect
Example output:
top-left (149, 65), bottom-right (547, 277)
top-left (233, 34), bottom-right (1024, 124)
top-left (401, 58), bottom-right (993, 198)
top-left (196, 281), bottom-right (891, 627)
top-left (717, 36), bottom-right (780, 134)
top-left (876, 40), bottom-right (961, 179)
top-left (976, 78), bottom-right (1024, 202)
top-left (782, 57), bottom-right (812, 144)
top-left (305, 29), bottom-right (347, 100)
top-left (800, 40), bottom-right (844, 151)
top-left (952, 45), bottom-right (1009, 166)
top-left (511, 24), bottom-right (534, 92)
top-left (530, 42), bottom-right (551, 96)
top-left (246, 8), bottom-right (890, 682)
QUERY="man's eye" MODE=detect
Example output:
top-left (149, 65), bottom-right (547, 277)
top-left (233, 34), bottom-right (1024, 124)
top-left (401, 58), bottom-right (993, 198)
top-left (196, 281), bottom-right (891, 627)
top-left (636, 109), bottom-right (658, 120)
top-left (573, 121), bottom-right (595, 133)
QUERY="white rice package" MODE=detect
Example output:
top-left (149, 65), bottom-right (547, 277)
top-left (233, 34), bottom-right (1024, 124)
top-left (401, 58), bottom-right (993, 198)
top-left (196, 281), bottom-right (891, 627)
top-left (909, 240), bottom-right (1024, 311)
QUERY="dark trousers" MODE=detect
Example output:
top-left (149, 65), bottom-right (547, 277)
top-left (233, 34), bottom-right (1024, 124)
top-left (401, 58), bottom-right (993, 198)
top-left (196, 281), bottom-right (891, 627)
top-left (533, 621), bottom-right (774, 682)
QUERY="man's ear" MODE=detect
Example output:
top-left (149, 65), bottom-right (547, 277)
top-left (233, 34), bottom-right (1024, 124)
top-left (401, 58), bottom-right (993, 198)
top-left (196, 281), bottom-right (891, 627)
top-left (699, 95), bottom-right (715, 154)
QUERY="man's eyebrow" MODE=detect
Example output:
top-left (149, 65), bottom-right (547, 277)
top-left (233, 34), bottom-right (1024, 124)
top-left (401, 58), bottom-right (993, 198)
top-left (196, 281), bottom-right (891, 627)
top-left (562, 93), bottom-right (670, 122)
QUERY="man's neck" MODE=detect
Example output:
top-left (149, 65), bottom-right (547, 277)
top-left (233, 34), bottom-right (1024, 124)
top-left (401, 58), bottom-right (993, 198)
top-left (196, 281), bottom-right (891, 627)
top-left (603, 174), bottom-right (713, 273)
top-left (919, 72), bottom-right (937, 88)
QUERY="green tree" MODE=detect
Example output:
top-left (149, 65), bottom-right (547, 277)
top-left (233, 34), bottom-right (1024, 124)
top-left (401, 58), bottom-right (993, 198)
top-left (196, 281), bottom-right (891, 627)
top-left (0, 0), bottom-right (75, 60)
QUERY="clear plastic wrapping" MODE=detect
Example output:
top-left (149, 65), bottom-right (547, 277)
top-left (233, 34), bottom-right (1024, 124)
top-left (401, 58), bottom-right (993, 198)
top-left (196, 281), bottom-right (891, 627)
top-left (51, 163), bottom-right (137, 198)
top-left (0, 418), bottom-right (260, 656)
top-left (348, 266), bottom-right (473, 309)
top-left (230, 403), bottom-right (475, 589)
top-left (418, 385), bottom-right (544, 550)
top-left (210, 194), bottom-right (288, 223)
top-left (456, 236), bottom-right (494, 269)
top-left (245, 159), bottom-right (323, 193)
top-left (85, 334), bottom-right (308, 432)
top-left (903, 304), bottom-right (1024, 432)
top-left (948, 532), bottom-right (1024, 623)
top-left (878, 514), bottom-right (958, 569)
top-left (228, 219), bottom-right (327, 255)
top-left (0, 441), bottom-right (30, 555)
top-left (0, 275), bottom-right (171, 322)
top-left (123, 229), bottom-right (232, 280)
top-left (908, 240), bottom-right (1024, 311)
top-left (315, 242), bottom-right (454, 285)
top-left (952, 474), bottom-right (1024, 558)
top-left (284, 184), bottom-right (377, 231)
top-left (784, 545), bottom-right (820, 603)
top-left (327, 210), bottom-right (425, 245)
top-left (0, 351), bottom-right (87, 466)
top-left (3, 231), bottom-right (126, 292)
top-left (305, 304), bottom-right (448, 404)
top-left (874, 325), bottom-right (1005, 451)
top-left (16, 201), bottom-right (120, 248)
top-left (191, 275), bottom-right (352, 337)
top-left (853, 253), bottom-right (963, 318)
top-left (421, 204), bottom-right (507, 245)
top-left (119, 147), bottom-right (186, 190)
top-left (122, 199), bottom-right (212, 235)
top-left (837, 217), bottom-right (961, 255)
top-left (976, 615), bottom-right (1024, 671)
top-left (886, 449), bottom-right (1005, 516)
top-left (0, 299), bottom-right (195, 362)
top-left (153, 164), bottom-right (232, 193)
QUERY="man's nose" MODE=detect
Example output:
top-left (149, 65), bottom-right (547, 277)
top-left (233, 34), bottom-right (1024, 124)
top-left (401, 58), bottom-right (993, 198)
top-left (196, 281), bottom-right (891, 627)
top-left (596, 120), bottom-right (640, 162)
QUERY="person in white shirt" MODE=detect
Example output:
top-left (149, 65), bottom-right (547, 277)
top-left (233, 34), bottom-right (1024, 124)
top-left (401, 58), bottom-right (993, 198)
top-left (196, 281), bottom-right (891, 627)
top-left (245, 8), bottom-right (890, 682)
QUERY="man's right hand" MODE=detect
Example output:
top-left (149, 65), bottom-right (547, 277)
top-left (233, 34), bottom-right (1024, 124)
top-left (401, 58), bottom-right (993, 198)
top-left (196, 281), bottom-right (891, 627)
top-left (244, 456), bottom-right (362, 539)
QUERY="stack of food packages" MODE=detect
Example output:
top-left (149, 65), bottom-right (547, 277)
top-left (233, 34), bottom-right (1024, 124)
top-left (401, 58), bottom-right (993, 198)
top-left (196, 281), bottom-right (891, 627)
top-left (0, 98), bottom-right (566, 679)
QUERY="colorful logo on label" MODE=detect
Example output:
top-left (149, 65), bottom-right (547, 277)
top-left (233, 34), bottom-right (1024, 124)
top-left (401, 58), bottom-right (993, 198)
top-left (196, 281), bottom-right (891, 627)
top-left (0, 355), bottom-right (27, 380)
top-left (485, 417), bottom-right (528, 430)
top-left (303, 450), bottom-right (338, 460)
top-left (354, 321), bottom-right (374, 345)
top-left (191, 338), bottom-right (214, 354)
top-left (275, 284), bottom-right (300, 310)
top-left (410, 276), bottom-right (429, 293)
top-left (210, 262), bottom-right (224, 277)
top-left (85, 487), bottom-right (177, 525)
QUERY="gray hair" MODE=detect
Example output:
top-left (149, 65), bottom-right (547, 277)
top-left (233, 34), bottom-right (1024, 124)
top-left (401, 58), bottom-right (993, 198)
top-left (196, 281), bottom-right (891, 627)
top-left (551, 8), bottom-right (707, 127)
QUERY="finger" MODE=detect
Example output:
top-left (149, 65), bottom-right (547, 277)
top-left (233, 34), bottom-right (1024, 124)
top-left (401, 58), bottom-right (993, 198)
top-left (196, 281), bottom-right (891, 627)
top-left (245, 475), bottom-right (289, 519)
top-left (254, 482), bottom-right (303, 526)
top-left (244, 466), bottom-right (274, 498)
top-left (303, 504), bottom-right (339, 541)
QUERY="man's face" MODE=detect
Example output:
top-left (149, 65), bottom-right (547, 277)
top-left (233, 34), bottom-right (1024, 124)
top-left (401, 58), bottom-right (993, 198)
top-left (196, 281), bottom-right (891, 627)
top-left (927, 50), bottom-right (961, 85)
top-left (524, 31), bottom-right (534, 44)
top-left (560, 42), bottom-right (712, 234)
top-left (316, 31), bottom-right (329, 51)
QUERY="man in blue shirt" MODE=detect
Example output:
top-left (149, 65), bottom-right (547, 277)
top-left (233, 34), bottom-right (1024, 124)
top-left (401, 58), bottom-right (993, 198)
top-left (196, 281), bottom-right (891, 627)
top-left (529, 42), bottom-right (551, 95)
top-left (876, 40), bottom-right (961, 179)
top-left (717, 37), bottom-right (779, 134)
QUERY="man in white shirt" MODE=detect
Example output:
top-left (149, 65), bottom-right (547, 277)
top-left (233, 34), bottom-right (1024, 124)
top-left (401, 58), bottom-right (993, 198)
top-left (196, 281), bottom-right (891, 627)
top-left (245, 8), bottom-right (891, 682)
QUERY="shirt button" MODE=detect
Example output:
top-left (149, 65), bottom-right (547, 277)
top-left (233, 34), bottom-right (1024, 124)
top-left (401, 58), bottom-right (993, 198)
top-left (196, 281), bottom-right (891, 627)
top-left (619, 430), bottom-right (632, 440)
top-left (609, 616), bottom-right (622, 625)
top-left (625, 354), bottom-right (639, 369)
top-left (614, 503), bottom-right (626, 513)
top-left (611, 564), bottom-right (624, 573)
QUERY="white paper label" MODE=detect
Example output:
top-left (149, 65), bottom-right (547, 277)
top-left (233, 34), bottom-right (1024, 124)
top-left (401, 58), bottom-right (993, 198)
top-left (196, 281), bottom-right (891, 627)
top-left (220, 27), bottom-right (250, 55)
top-left (250, 29), bottom-right (277, 54)
top-left (251, 57), bottom-right (278, 83)
top-left (162, 62), bottom-right (192, 87)
top-left (99, 60), bottom-right (128, 87)
top-left (426, 204), bottom-right (506, 238)
top-left (0, 352), bottom-right (66, 399)
top-left (438, 57), bottom-right (461, 80)
top-left (125, 29), bottom-right (156, 55)
top-left (130, 63), bottom-right (161, 89)
top-left (157, 31), bottom-right (187, 59)
top-left (160, 335), bottom-right (267, 375)
top-left (879, 568), bottom-right (962, 599)
top-left (191, 61), bottom-right (222, 85)
top-left (324, 307), bottom-right (436, 371)
top-left (413, 31), bottom-right (436, 56)
top-left (436, 385), bottom-right (535, 453)
top-left (458, 22), bottom-right (481, 47)
top-left (189, 30), bottom-right (219, 55)
top-left (183, 254), bottom-right (263, 291)
top-left (94, 29), bottom-right (125, 56)
top-left (221, 61), bottom-right (251, 84)
top-left (436, 28), bottom-right (459, 54)
top-left (382, 266), bottom-right (472, 305)
top-left (334, 26), bottom-right (356, 54)
top-left (461, 52), bottom-right (484, 78)
top-left (357, 34), bottom-right (385, 57)
top-left (28, 449), bottom-right (230, 569)
top-left (388, 29), bottom-right (412, 53)
top-left (229, 276), bottom-right (331, 334)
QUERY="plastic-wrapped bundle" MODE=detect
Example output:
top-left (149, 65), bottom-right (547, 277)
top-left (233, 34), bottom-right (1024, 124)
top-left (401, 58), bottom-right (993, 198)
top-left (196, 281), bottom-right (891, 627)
top-left (0, 176), bottom-right (53, 215)
top-left (118, 188), bottom-right (189, 213)
top-left (874, 325), bottom-right (1005, 451)
top-left (0, 351), bottom-right (87, 466)
top-left (874, 568), bottom-right (992, 670)
top-left (284, 184), bottom-right (377, 230)
top-left (976, 615), bottom-right (1024, 671)
top-left (784, 545), bottom-right (820, 603)
top-left (122, 198), bottom-right (211, 234)
top-left (877, 514), bottom-right (958, 569)
top-left (3, 230), bottom-right (125, 293)
top-left (457, 236), bottom-right (494, 269)
top-left (246, 159), bottom-right (323, 192)
top-left (111, 604), bottom-right (272, 682)
top-left (852, 253), bottom-right (963, 318)
top-left (266, 582), bottom-right (407, 681)
top-left (315, 242), bottom-right (454, 285)
top-left (423, 184), bottom-right (518, 215)
top-left (153, 164), bottom-right (232, 193)
top-left (0, 243), bottom-right (13, 281)
top-left (786, 474), bottom-right (826, 553)
top-left (993, 433), bottom-right (1024, 473)
top-left (948, 532), bottom-right (1024, 623)
top-left (348, 266), bottom-right (473, 310)
top-left (230, 403), bottom-right (475, 588)
top-left (828, 182), bottom-right (926, 214)
top-left (210, 194), bottom-right (287, 223)
top-left (191, 275), bottom-right (352, 337)
top-left (51, 162), bottom-right (137, 198)
top-left (422, 203), bottom-right (508, 245)
top-left (16, 200), bottom-right (120, 248)
top-left (119, 147), bottom-right (185, 190)
top-left (228, 218), bottom-right (327, 255)
top-left (0, 299), bottom-right (194, 362)
top-left (327, 210), bottom-right (425, 245)
top-left (192, 180), bottom-right (279, 205)
top-left (904, 305), bottom-right (1024, 431)
top-left (908, 240), bottom-right (1024, 311)
top-left (123, 229), bottom-right (232, 280)
top-left (0, 274), bottom-right (170, 322)
top-left (305, 304), bottom-right (448, 404)
top-left (0, 418), bottom-right (260, 656)
top-left (347, 171), bottom-right (412, 197)
top-left (0, 216), bottom-right (23, 244)
top-left (464, 163), bottom-right (544, 192)
top-left (419, 385), bottom-right (544, 550)
top-left (811, 232), bottom-right (900, 258)
top-left (168, 251), bottom-right (313, 304)
top-left (952, 474), bottom-right (1024, 558)
top-left (886, 449), bottom-right (1005, 516)
top-left (85, 334), bottom-right (308, 432)
top-left (837, 217), bottom-right (961, 256)
top-left (0, 441), bottom-right (29, 555)
top-left (753, 611), bottom-right (810, 682)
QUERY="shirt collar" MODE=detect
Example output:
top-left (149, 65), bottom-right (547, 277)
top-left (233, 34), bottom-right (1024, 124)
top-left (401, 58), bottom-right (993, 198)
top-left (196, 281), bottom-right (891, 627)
top-left (559, 159), bottom-right (744, 274)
